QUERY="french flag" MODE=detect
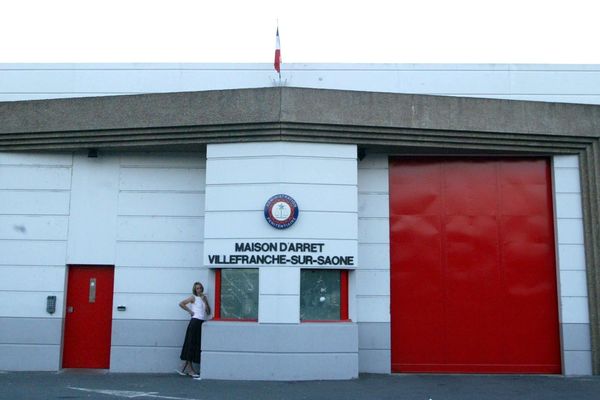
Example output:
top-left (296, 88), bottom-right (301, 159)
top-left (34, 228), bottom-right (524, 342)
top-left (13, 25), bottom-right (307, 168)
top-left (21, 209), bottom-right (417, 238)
top-left (274, 28), bottom-right (281, 74)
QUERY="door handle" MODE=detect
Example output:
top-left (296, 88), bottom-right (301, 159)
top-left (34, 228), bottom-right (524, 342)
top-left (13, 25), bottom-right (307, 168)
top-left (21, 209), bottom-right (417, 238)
top-left (67, 306), bottom-right (74, 313)
top-left (89, 278), bottom-right (96, 303)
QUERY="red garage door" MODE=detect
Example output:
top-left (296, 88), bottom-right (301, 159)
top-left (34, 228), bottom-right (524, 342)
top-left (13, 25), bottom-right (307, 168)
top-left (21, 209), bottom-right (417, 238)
top-left (390, 158), bottom-right (561, 373)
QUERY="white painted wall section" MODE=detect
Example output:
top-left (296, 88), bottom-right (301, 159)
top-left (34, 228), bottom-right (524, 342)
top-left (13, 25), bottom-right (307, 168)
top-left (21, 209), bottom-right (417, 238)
top-left (113, 152), bottom-right (207, 321)
top-left (67, 153), bottom-right (120, 265)
top-left (0, 153), bottom-right (72, 319)
top-left (357, 154), bottom-right (390, 323)
top-left (553, 155), bottom-right (592, 375)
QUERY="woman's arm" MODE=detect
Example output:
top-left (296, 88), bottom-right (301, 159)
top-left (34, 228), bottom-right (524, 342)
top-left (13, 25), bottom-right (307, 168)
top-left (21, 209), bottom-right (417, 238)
top-left (201, 294), bottom-right (211, 315)
top-left (179, 295), bottom-right (195, 316)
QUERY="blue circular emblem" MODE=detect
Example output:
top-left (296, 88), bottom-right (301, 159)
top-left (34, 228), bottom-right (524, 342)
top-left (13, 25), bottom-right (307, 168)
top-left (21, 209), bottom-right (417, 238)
top-left (264, 194), bottom-right (299, 229)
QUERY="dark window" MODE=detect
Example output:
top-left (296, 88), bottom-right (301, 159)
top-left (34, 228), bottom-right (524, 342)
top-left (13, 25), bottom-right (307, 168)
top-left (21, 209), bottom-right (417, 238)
top-left (215, 268), bottom-right (258, 321)
top-left (300, 269), bottom-right (349, 321)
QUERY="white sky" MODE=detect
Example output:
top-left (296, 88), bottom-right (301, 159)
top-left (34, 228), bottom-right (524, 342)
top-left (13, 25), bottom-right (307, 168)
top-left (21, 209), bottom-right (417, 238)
top-left (1, 0), bottom-right (599, 63)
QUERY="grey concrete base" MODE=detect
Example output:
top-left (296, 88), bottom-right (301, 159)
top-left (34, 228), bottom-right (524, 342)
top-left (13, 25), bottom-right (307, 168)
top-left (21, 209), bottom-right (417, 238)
top-left (202, 352), bottom-right (358, 380)
top-left (359, 349), bottom-right (391, 373)
top-left (110, 346), bottom-right (182, 373)
top-left (564, 351), bottom-right (593, 376)
top-left (0, 344), bottom-right (61, 371)
top-left (0, 317), bottom-right (63, 345)
top-left (562, 323), bottom-right (592, 351)
top-left (202, 322), bottom-right (358, 380)
top-left (0, 317), bottom-right (62, 371)
top-left (109, 319), bottom-right (189, 372)
top-left (111, 319), bottom-right (188, 347)
top-left (358, 322), bottom-right (390, 373)
top-left (562, 323), bottom-right (593, 375)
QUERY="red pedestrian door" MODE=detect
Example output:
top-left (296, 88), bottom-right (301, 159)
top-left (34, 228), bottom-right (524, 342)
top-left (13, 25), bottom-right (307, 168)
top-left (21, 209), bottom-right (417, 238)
top-left (389, 157), bottom-right (561, 374)
top-left (63, 265), bottom-right (115, 368)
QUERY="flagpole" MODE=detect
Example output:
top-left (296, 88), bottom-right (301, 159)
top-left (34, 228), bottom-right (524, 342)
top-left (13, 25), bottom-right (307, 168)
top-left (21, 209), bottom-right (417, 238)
top-left (277, 19), bottom-right (281, 84)
top-left (275, 22), bottom-right (282, 85)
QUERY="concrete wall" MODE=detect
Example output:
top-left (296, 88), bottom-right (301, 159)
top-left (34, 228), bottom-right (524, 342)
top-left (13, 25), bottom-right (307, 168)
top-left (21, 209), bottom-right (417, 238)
top-left (2, 64), bottom-right (600, 105)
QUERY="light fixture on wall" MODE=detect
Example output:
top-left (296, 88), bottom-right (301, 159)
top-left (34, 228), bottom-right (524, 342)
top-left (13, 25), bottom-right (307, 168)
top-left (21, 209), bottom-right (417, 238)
top-left (357, 148), bottom-right (366, 161)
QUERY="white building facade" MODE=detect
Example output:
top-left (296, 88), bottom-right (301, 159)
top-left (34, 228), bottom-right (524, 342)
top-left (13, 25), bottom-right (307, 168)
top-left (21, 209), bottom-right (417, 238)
top-left (0, 64), bottom-right (599, 379)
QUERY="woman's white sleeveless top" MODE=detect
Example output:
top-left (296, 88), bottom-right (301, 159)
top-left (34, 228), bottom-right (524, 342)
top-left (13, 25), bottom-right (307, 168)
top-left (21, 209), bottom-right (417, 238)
top-left (190, 295), bottom-right (206, 320)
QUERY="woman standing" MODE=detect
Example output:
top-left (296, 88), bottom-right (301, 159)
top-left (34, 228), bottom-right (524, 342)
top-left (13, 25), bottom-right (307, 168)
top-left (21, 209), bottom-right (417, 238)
top-left (178, 282), bottom-right (211, 377)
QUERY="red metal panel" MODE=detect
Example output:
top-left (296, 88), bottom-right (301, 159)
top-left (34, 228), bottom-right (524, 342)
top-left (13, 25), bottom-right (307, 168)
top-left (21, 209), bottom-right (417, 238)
top-left (390, 158), bottom-right (561, 374)
top-left (390, 160), bottom-right (446, 368)
top-left (63, 265), bottom-right (114, 369)
top-left (214, 269), bottom-right (221, 320)
top-left (340, 270), bottom-right (349, 320)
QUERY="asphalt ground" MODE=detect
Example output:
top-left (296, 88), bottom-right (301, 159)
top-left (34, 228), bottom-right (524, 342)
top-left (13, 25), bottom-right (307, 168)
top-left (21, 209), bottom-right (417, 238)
top-left (1, 371), bottom-right (599, 400)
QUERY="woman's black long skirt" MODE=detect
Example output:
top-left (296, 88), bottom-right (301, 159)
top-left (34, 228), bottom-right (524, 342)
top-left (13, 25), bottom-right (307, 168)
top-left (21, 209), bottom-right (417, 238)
top-left (180, 318), bottom-right (204, 363)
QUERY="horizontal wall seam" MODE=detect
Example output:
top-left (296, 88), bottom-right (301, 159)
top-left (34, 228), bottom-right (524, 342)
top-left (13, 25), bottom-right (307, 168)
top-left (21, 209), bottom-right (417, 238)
top-left (110, 345), bottom-right (180, 349)
top-left (207, 155), bottom-right (357, 161)
top-left (0, 164), bottom-right (72, 168)
top-left (120, 166), bottom-right (206, 170)
top-left (0, 265), bottom-right (65, 268)
top-left (204, 237), bottom-right (358, 241)
top-left (119, 190), bottom-right (205, 193)
top-left (0, 239), bottom-right (66, 242)
top-left (0, 189), bottom-right (70, 192)
top-left (205, 182), bottom-right (357, 187)
top-left (0, 213), bottom-right (69, 217)
top-left (355, 268), bottom-right (391, 272)
top-left (117, 215), bottom-right (204, 219)
top-left (116, 240), bottom-right (203, 243)
top-left (204, 210), bottom-right (357, 214)
top-left (0, 316), bottom-right (64, 320)
top-left (201, 351), bottom-right (358, 355)
top-left (112, 266), bottom-right (205, 269)
top-left (358, 347), bottom-right (391, 351)
top-left (0, 343), bottom-right (60, 347)
top-left (117, 215), bottom-right (204, 218)
top-left (113, 292), bottom-right (202, 295)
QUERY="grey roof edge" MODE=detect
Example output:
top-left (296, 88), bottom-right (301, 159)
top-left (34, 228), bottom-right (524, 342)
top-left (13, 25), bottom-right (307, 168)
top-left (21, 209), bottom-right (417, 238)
top-left (1, 87), bottom-right (600, 142)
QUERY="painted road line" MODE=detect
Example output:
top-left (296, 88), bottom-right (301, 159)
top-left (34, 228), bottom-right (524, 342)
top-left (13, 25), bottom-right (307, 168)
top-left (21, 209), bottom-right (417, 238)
top-left (68, 387), bottom-right (200, 400)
